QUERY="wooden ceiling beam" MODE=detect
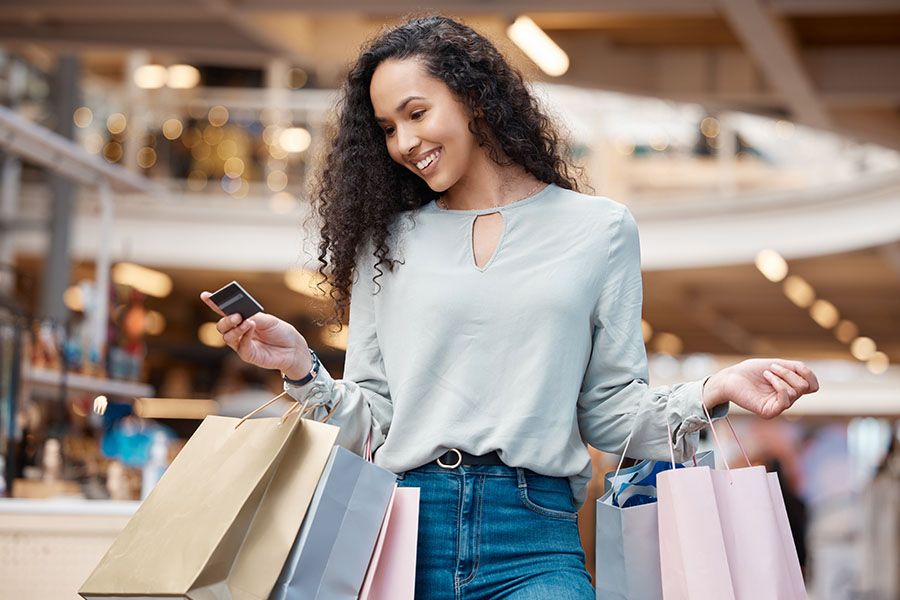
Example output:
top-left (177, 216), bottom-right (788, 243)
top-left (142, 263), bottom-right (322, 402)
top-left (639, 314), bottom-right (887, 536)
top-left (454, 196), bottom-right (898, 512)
top-left (716, 0), bottom-right (832, 129)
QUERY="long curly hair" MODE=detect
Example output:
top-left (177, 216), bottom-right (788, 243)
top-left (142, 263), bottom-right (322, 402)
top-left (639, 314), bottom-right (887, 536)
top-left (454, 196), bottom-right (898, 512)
top-left (306, 14), bottom-right (587, 329)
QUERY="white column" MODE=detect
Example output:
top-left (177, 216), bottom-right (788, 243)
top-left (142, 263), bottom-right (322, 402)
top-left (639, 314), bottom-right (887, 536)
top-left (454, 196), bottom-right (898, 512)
top-left (123, 50), bottom-right (150, 172)
top-left (265, 59), bottom-right (291, 194)
top-left (717, 113), bottom-right (737, 197)
top-left (0, 58), bottom-right (26, 296)
top-left (92, 181), bottom-right (114, 368)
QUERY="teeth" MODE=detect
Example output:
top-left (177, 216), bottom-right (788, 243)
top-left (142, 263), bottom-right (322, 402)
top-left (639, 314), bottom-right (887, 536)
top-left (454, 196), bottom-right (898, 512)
top-left (416, 149), bottom-right (439, 170)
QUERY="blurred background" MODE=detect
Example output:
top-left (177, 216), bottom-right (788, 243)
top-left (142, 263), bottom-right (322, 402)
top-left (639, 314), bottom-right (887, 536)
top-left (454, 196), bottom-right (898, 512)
top-left (0, 2), bottom-right (898, 599)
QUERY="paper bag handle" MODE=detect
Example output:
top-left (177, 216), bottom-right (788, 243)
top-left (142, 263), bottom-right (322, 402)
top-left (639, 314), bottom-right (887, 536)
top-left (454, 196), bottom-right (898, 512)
top-left (234, 391), bottom-right (343, 429)
top-left (663, 404), bottom-right (752, 473)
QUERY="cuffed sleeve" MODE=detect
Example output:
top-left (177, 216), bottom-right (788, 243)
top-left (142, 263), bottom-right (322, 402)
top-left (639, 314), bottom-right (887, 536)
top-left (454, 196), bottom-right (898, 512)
top-left (576, 205), bottom-right (729, 463)
top-left (283, 245), bottom-right (393, 457)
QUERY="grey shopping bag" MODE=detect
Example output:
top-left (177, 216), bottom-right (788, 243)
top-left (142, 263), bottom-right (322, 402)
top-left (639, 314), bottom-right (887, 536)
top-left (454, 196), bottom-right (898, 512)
top-left (269, 445), bottom-right (396, 600)
top-left (595, 451), bottom-right (714, 600)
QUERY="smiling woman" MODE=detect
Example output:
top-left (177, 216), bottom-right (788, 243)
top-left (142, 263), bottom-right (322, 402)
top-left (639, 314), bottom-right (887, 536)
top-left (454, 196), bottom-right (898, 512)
top-left (202, 13), bottom-right (820, 600)
top-left (304, 15), bottom-right (582, 331)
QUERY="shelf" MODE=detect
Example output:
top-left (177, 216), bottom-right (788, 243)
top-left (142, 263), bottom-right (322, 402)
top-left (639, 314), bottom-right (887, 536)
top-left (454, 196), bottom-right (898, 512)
top-left (23, 367), bottom-right (154, 399)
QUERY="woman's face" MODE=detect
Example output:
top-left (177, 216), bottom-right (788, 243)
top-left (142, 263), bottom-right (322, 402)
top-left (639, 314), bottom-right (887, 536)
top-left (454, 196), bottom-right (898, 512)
top-left (370, 57), bottom-right (481, 192)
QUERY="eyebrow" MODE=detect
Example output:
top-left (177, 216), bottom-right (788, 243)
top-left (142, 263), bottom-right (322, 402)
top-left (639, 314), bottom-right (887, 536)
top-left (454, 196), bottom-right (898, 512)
top-left (374, 95), bottom-right (427, 123)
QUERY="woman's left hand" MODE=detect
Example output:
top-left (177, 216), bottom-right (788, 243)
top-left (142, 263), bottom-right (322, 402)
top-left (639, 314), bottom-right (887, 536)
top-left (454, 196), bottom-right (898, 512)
top-left (703, 358), bottom-right (819, 419)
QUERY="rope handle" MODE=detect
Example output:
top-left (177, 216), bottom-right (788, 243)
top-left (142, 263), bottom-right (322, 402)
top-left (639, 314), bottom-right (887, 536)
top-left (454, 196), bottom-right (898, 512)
top-left (663, 402), bottom-right (752, 474)
top-left (234, 390), bottom-right (343, 429)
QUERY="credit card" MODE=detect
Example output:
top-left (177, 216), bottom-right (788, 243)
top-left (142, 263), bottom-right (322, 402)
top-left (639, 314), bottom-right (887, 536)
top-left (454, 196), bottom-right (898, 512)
top-left (209, 280), bottom-right (264, 319)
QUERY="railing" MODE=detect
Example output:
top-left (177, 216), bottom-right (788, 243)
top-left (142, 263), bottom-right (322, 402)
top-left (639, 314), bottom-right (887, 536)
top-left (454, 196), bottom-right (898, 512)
top-left (33, 81), bottom-right (895, 206)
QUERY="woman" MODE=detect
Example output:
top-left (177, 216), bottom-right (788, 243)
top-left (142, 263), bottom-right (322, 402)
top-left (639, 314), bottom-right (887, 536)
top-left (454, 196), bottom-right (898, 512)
top-left (201, 15), bottom-right (819, 599)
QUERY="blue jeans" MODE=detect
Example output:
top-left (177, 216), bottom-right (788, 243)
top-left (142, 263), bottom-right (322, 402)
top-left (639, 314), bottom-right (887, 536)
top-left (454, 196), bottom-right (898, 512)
top-left (396, 462), bottom-right (594, 599)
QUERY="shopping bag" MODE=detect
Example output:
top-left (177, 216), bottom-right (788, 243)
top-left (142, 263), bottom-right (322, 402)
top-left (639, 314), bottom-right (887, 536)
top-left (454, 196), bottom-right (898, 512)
top-left (595, 449), bottom-right (714, 600)
top-left (657, 410), bottom-right (807, 600)
top-left (269, 445), bottom-right (397, 600)
top-left (80, 392), bottom-right (339, 600)
top-left (359, 485), bottom-right (420, 600)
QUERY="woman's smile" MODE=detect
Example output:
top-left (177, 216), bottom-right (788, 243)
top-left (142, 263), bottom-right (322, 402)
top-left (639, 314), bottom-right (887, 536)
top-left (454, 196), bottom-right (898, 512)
top-left (414, 147), bottom-right (442, 175)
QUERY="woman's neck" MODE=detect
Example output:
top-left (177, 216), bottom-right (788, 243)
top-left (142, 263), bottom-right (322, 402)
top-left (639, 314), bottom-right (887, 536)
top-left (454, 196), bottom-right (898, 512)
top-left (438, 159), bottom-right (544, 211)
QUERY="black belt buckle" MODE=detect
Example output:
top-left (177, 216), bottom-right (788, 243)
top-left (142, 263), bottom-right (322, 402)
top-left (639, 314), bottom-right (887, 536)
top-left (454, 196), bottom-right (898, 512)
top-left (436, 448), bottom-right (503, 468)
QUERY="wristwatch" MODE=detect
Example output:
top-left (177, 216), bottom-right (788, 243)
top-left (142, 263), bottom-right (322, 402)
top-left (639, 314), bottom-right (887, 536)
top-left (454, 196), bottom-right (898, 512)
top-left (282, 348), bottom-right (320, 386)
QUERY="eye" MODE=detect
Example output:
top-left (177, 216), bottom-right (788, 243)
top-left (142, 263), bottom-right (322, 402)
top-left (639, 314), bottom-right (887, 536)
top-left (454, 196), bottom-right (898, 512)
top-left (383, 126), bottom-right (395, 137)
top-left (411, 110), bottom-right (426, 120)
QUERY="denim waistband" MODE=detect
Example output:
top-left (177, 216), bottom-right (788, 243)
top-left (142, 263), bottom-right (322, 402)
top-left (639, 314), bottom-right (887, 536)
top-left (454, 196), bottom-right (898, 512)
top-left (397, 461), bottom-right (570, 486)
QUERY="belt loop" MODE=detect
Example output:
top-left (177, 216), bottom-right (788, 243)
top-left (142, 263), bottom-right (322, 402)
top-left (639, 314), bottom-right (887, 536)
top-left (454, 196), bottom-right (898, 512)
top-left (516, 467), bottom-right (527, 489)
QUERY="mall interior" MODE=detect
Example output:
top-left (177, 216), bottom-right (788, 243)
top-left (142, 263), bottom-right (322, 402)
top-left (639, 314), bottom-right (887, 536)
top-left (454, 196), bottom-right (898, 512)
top-left (0, 2), bottom-right (898, 599)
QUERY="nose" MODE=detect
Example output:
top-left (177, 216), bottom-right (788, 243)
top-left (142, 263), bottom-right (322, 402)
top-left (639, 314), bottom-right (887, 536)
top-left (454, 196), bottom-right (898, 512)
top-left (396, 123), bottom-right (420, 158)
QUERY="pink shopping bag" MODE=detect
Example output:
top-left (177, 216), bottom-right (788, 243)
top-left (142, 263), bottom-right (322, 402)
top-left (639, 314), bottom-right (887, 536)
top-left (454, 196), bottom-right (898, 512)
top-left (657, 408), bottom-right (807, 600)
top-left (359, 485), bottom-right (420, 600)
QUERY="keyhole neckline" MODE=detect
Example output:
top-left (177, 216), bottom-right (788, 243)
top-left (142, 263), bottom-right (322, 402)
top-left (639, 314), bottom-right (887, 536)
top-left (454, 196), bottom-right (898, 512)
top-left (430, 182), bottom-right (556, 215)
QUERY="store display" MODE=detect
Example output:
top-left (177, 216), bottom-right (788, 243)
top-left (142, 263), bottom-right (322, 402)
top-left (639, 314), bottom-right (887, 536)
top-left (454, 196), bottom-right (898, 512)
top-left (140, 430), bottom-right (170, 500)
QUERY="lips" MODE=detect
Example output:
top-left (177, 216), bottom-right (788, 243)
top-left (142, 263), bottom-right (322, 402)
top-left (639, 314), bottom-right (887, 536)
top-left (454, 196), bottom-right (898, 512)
top-left (415, 147), bottom-right (441, 176)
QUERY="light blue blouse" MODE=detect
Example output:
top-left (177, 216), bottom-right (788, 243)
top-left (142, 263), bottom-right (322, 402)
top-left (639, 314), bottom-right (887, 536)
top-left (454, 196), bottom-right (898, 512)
top-left (285, 182), bottom-right (727, 506)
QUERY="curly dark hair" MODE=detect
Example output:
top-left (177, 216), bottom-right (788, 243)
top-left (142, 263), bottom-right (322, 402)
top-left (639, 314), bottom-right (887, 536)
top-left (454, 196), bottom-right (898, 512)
top-left (306, 14), bottom-right (587, 329)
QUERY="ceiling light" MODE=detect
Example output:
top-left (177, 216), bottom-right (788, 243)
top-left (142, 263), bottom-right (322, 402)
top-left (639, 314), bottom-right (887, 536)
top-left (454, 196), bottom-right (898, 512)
top-left (507, 16), bottom-right (570, 77)
top-left (867, 351), bottom-right (889, 375)
top-left (783, 275), bottom-right (815, 308)
top-left (267, 170), bottom-right (288, 192)
top-left (834, 320), bottom-right (859, 344)
top-left (850, 336), bottom-right (877, 361)
top-left (73, 106), bottom-right (93, 128)
top-left (112, 262), bottom-right (173, 298)
top-left (278, 127), bottom-right (311, 153)
top-left (134, 64), bottom-right (168, 89)
top-left (223, 157), bottom-right (245, 178)
top-left (755, 249), bottom-right (788, 282)
top-left (700, 117), bottom-right (720, 138)
top-left (107, 113), bottom-right (127, 135)
top-left (208, 105), bottom-right (229, 127)
top-left (162, 118), bottom-right (183, 140)
top-left (809, 299), bottom-right (839, 329)
top-left (198, 322), bottom-right (226, 348)
top-left (167, 64), bottom-right (200, 89)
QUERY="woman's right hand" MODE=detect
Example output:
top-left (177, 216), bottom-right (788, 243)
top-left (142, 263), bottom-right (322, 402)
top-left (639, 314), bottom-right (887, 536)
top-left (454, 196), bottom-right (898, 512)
top-left (199, 291), bottom-right (312, 376)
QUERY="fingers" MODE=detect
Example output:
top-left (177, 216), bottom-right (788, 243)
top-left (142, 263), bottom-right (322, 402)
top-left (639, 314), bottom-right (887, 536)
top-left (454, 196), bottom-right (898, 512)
top-left (235, 321), bottom-right (256, 357)
top-left (763, 368), bottom-right (798, 410)
top-left (769, 362), bottom-right (811, 395)
top-left (200, 291), bottom-right (227, 318)
top-left (772, 359), bottom-right (820, 394)
top-left (222, 317), bottom-right (253, 349)
top-left (216, 312), bottom-right (242, 335)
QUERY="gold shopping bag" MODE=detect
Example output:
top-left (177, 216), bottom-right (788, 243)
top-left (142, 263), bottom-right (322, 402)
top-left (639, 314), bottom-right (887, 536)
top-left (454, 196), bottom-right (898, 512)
top-left (79, 393), bottom-right (340, 600)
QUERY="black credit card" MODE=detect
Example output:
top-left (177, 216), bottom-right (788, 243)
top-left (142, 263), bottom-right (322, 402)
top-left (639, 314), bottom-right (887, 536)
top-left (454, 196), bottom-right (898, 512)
top-left (209, 280), bottom-right (264, 319)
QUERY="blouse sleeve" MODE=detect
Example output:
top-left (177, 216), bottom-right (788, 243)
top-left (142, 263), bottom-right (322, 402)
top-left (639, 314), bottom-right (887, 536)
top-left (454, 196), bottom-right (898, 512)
top-left (576, 204), bottom-right (729, 461)
top-left (283, 246), bottom-right (393, 457)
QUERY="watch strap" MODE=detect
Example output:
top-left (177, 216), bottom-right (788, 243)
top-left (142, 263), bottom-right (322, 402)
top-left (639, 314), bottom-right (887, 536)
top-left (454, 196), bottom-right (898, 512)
top-left (282, 348), bottom-right (320, 386)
